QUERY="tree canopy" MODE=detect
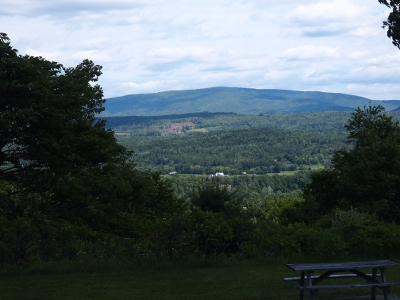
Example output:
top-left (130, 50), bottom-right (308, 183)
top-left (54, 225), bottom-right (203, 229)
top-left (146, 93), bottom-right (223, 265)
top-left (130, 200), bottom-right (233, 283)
top-left (379, 0), bottom-right (400, 48)
top-left (304, 105), bottom-right (400, 222)
top-left (0, 32), bottom-right (129, 188)
top-left (0, 32), bottom-right (181, 234)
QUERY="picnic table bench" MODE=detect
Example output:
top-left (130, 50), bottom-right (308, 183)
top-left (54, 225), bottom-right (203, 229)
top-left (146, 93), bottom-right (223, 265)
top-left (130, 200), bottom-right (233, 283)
top-left (284, 260), bottom-right (400, 300)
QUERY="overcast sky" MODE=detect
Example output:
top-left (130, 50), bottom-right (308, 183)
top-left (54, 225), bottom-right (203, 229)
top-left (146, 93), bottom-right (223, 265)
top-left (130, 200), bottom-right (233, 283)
top-left (1, 0), bottom-right (400, 100)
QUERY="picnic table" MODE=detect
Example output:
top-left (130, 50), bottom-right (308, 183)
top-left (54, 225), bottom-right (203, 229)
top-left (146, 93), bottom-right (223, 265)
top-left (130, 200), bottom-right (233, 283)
top-left (284, 260), bottom-right (400, 300)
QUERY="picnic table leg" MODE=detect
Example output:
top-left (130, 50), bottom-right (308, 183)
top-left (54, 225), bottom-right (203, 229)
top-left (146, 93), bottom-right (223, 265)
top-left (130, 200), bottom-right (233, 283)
top-left (380, 268), bottom-right (388, 300)
top-left (299, 271), bottom-right (305, 300)
top-left (371, 268), bottom-right (377, 300)
top-left (307, 271), bottom-right (314, 300)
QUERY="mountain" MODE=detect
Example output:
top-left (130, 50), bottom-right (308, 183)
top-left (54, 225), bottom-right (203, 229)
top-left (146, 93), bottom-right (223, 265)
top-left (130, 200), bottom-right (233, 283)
top-left (102, 87), bottom-right (400, 116)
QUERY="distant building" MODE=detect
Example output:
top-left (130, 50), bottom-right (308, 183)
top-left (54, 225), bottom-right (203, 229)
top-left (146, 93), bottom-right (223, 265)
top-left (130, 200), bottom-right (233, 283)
top-left (210, 172), bottom-right (225, 177)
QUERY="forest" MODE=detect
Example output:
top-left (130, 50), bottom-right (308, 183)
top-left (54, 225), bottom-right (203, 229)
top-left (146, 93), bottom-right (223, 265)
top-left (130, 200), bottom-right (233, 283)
top-left (109, 110), bottom-right (400, 174)
top-left (111, 111), bottom-right (399, 199)
top-left (122, 127), bottom-right (346, 175)
top-left (2, 25), bottom-right (400, 271)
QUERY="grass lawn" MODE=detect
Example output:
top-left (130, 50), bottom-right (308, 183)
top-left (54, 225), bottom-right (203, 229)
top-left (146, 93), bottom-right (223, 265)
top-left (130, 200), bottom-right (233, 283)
top-left (265, 163), bottom-right (324, 176)
top-left (187, 128), bottom-right (208, 133)
top-left (1, 259), bottom-right (400, 300)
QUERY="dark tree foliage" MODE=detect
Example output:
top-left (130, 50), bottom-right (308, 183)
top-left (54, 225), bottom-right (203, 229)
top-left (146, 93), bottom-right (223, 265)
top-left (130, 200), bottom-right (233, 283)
top-left (304, 106), bottom-right (400, 223)
top-left (189, 177), bottom-right (241, 216)
top-left (0, 33), bottom-right (181, 235)
top-left (379, 0), bottom-right (400, 48)
top-left (188, 177), bottom-right (257, 255)
top-left (0, 33), bottom-right (129, 193)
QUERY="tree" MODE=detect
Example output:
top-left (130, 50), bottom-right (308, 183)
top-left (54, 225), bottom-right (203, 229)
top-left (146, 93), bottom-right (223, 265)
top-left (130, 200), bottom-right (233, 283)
top-left (0, 32), bottom-right (129, 199)
top-left (303, 105), bottom-right (400, 222)
top-left (188, 177), bottom-right (257, 255)
top-left (188, 177), bottom-right (242, 216)
top-left (0, 33), bottom-right (170, 226)
top-left (379, 0), bottom-right (400, 48)
top-left (0, 33), bottom-right (187, 264)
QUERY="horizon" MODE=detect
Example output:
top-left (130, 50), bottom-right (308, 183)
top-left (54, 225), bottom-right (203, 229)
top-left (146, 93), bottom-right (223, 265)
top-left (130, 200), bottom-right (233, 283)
top-left (105, 86), bottom-right (398, 101)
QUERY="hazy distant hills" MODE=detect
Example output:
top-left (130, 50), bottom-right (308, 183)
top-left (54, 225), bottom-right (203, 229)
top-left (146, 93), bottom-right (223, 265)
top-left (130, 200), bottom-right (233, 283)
top-left (102, 87), bottom-right (400, 116)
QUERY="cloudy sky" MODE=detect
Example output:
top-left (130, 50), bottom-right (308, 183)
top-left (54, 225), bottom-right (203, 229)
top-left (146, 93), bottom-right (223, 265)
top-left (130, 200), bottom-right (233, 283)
top-left (1, 0), bottom-right (400, 100)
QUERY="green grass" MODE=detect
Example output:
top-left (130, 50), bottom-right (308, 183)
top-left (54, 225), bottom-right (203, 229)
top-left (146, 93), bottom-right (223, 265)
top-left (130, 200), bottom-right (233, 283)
top-left (1, 258), bottom-right (400, 300)
top-left (309, 163), bottom-right (325, 170)
top-left (187, 128), bottom-right (208, 133)
top-left (264, 163), bottom-right (324, 176)
top-left (267, 170), bottom-right (298, 176)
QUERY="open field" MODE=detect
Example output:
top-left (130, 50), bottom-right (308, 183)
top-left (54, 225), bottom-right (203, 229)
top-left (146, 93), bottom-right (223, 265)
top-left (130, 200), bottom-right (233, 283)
top-left (187, 128), bottom-right (208, 133)
top-left (1, 259), bottom-right (400, 300)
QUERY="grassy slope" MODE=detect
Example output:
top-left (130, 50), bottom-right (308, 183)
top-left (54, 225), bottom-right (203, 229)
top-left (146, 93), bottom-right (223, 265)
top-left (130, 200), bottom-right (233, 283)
top-left (2, 259), bottom-right (400, 300)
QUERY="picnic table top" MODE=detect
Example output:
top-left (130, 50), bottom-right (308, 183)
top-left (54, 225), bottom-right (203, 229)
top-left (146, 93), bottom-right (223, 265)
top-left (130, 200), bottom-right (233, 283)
top-left (286, 260), bottom-right (399, 272)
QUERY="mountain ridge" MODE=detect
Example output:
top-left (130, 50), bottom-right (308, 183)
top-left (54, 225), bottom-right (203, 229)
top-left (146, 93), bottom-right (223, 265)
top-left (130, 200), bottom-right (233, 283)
top-left (102, 87), bottom-right (400, 116)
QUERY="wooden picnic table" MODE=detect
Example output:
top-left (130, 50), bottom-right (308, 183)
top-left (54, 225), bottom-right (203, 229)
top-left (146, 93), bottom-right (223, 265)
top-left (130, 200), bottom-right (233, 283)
top-left (285, 260), bottom-right (400, 300)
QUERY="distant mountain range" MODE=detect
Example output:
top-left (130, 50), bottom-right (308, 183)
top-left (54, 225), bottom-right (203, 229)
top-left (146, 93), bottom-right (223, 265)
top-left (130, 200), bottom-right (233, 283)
top-left (102, 87), bottom-right (400, 116)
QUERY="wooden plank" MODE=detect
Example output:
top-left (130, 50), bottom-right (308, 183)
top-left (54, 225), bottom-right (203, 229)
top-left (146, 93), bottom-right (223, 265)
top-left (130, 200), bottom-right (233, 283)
top-left (284, 274), bottom-right (374, 282)
top-left (287, 260), bottom-right (399, 272)
top-left (297, 281), bottom-right (400, 291)
top-left (314, 297), bottom-right (395, 300)
top-left (351, 269), bottom-right (379, 282)
top-left (313, 271), bottom-right (336, 286)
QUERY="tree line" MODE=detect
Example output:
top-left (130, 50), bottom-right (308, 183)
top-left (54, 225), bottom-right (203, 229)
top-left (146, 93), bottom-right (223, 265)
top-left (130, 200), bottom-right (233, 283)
top-left (169, 171), bottom-right (311, 199)
top-left (107, 111), bottom-right (358, 136)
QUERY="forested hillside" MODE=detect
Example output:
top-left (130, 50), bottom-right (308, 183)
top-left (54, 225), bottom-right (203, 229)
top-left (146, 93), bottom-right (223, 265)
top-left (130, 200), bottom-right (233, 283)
top-left (113, 111), bottom-right (400, 174)
top-left (119, 127), bottom-right (346, 175)
top-left (112, 110), bottom-right (400, 199)
top-left (102, 87), bottom-right (400, 116)
top-left (112, 112), bottom-right (348, 200)
top-left (105, 111), bottom-right (354, 135)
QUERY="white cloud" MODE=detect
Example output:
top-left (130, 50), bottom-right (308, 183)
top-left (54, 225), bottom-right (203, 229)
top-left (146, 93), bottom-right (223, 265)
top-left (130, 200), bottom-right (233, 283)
top-left (346, 83), bottom-right (400, 100)
top-left (344, 65), bottom-right (400, 84)
top-left (279, 45), bottom-right (340, 60)
top-left (118, 80), bottom-right (182, 94)
top-left (348, 51), bottom-right (369, 59)
top-left (141, 46), bottom-right (236, 73)
top-left (0, 0), bottom-right (165, 17)
top-left (70, 51), bottom-right (113, 63)
top-left (81, 38), bottom-right (110, 49)
top-left (288, 0), bottom-right (356, 24)
top-left (285, 0), bottom-right (375, 37)
top-left (23, 49), bottom-right (64, 62)
top-left (263, 69), bottom-right (293, 81)
top-left (365, 52), bottom-right (400, 67)
top-left (146, 47), bottom-right (214, 60)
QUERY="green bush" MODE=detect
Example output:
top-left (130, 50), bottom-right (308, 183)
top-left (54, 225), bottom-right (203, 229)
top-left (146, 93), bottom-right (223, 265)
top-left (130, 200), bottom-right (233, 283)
top-left (186, 208), bottom-right (233, 261)
top-left (345, 222), bottom-right (400, 258)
